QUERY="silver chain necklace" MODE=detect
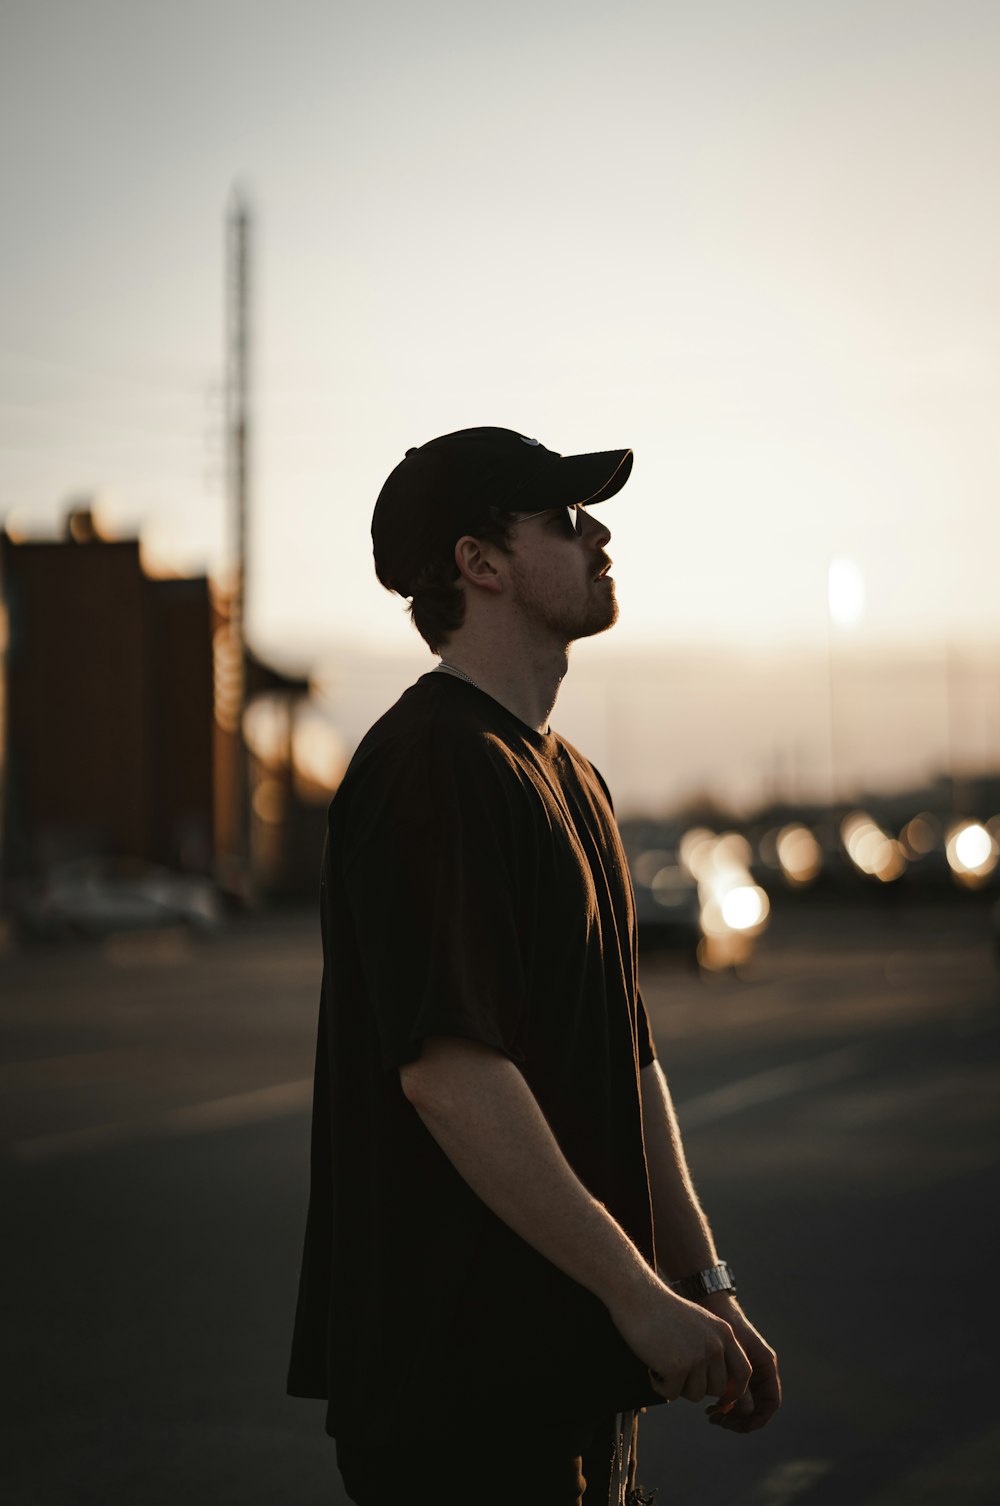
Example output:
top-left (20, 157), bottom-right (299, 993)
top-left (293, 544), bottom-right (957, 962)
top-left (436, 659), bottom-right (482, 692)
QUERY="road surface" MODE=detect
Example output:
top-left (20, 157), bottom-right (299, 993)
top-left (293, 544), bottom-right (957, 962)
top-left (1, 891), bottom-right (997, 1505)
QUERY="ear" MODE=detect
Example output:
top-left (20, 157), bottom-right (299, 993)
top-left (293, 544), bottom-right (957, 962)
top-left (454, 535), bottom-right (504, 595)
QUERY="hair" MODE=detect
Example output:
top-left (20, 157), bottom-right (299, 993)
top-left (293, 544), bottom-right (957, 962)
top-left (407, 510), bottom-right (515, 653)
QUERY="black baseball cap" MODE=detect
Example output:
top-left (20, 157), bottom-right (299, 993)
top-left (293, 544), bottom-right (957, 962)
top-left (371, 426), bottom-right (633, 596)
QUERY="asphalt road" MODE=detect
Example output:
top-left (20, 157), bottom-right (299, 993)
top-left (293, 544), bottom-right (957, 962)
top-left (1, 890), bottom-right (998, 1506)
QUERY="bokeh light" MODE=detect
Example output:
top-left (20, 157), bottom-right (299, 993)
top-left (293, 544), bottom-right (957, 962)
top-left (840, 811), bottom-right (907, 883)
top-left (679, 826), bottom-right (771, 970)
top-left (242, 695), bottom-right (290, 764)
top-left (291, 708), bottom-right (348, 799)
top-left (900, 812), bottom-right (940, 858)
top-left (945, 820), bottom-right (998, 887)
top-left (775, 823), bottom-right (823, 886)
top-left (634, 849), bottom-right (674, 887)
top-left (721, 885), bottom-right (770, 931)
top-left (649, 864), bottom-right (692, 908)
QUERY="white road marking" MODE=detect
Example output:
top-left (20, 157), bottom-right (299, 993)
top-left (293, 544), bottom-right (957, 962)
top-left (9, 1044), bottom-right (866, 1164)
top-left (751, 1459), bottom-right (832, 1505)
top-left (677, 1047), bottom-right (867, 1129)
top-left (9, 1078), bottom-right (314, 1163)
top-left (855, 1417), bottom-right (1000, 1504)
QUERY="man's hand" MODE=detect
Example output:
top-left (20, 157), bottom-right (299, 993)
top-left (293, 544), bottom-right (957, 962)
top-left (702, 1298), bottom-right (781, 1433)
top-left (608, 1275), bottom-right (752, 1408)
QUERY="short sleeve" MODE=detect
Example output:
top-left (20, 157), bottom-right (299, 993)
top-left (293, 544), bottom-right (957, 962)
top-left (636, 988), bottom-right (657, 1069)
top-left (338, 727), bottom-right (530, 1071)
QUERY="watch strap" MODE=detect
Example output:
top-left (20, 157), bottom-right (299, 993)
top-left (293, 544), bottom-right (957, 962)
top-left (668, 1261), bottom-right (737, 1300)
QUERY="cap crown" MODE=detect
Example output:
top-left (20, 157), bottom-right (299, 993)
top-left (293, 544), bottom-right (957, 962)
top-left (371, 426), bottom-right (632, 595)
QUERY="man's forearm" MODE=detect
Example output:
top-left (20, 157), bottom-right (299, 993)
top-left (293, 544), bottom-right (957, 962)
top-left (401, 1037), bottom-right (755, 1409)
top-left (640, 1058), bottom-right (721, 1280)
top-left (401, 1036), bottom-right (662, 1315)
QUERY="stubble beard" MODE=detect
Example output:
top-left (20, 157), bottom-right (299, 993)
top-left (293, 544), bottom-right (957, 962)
top-left (508, 558), bottom-right (619, 647)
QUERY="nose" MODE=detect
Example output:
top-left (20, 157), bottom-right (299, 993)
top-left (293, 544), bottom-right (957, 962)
top-left (580, 506), bottom-right (611, 548)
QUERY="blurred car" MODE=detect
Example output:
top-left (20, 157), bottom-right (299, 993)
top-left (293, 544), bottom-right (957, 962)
top-left (17, 857), bottom-right (223, 940)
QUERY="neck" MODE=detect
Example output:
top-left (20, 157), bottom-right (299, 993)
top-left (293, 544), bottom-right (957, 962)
top-left (437, 639), bottom-right (569, 735)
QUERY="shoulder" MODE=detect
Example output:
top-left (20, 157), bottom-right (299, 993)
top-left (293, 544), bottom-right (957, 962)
top-left (331, 676), bottom-right (544, 877)
top-left (333, 674), bottom-right (531, 829)
top-left (347, 674), bottom-right (517, 781)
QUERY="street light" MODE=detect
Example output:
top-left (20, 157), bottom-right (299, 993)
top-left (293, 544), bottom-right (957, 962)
top-left (828, 558), bottom-right (866, 630)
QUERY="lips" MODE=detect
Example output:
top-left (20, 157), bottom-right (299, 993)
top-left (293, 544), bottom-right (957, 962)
top-left (594, 559), bottom-right (613, 580)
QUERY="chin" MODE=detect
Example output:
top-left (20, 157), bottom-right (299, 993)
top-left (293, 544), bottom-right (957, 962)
top-left (573, 596), bottom-right (619, 642)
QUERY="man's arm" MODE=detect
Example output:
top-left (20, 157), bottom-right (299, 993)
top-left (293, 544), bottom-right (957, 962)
top-left (401, 1036), bottom-right (751, 1408)
top-left (640, 1058), bottom-right (782, 1431)
top-left (639, 1058), bottom-right (721, 1279)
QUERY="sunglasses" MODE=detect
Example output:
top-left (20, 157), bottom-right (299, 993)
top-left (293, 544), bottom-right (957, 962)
top-left (509, 503), bottom-right (586, 536)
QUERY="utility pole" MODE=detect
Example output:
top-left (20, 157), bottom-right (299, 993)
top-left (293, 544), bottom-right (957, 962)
top-left (225, 188), bottom-right (252, 887)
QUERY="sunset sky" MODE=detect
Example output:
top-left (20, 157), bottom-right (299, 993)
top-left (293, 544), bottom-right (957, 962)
top-left (2, 0), bottom-right (999, 684)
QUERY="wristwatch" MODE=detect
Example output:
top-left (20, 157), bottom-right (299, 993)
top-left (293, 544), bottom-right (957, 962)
top-left (668, 1261), bottom-right (737, 1300)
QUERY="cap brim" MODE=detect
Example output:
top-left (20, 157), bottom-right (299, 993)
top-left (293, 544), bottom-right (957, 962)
top-left (516, 448), bottom-right (633, 511)
top-left (573, 448), bottom-right (633, 506)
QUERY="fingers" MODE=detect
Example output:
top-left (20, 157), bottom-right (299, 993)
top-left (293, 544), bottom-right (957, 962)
top-left (742, 1370), bottom-right (782, 1430)
top-left (708, 1401), bottom-right (774, 1432)
top-left (649, 1356), bottom-right (735, 1407)
top-left (680, 1362), bottom-right (708, 1403)
top-left (709, 1407), bottom-right (761, 1432)
top-left (711, 1374), bottom-right (742, 1416)
top-left (703, 1333), bottom-right (752, 1424)
top-left (706, 1353), bottom-right (733, 1404)
top-left (647, 1367), bottom-right (678, 1403)
top-left (647, 1319), bottom-right (755, 1410)
top-left (706, 1390), bottom-right (752, 1422)
top-left (723, 1332), bottom-right (753, 1397)
top-left (648, 1365), bottom-right (707, 1405)
top-left (707, 1337), bottom-right (750, 1414)
top-left (706, 1364), bottom-right (782, 1432)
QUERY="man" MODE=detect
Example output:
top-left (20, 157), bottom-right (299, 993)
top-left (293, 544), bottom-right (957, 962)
top-left (288, 427), bottom-right (780, 1506)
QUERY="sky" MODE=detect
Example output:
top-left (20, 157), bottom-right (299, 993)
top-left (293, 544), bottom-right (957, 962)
top-left (2, 0), bottom-right (1000, 686)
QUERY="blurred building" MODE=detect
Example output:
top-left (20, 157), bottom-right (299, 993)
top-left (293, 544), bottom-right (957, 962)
top-left (0, 508), bottom-right (214, 890)
top-left (0, 507), bottom-right (335, 912)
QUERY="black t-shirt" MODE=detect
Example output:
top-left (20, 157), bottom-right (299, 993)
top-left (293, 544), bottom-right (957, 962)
top-left (287, 671), bottom-right (662, 1443)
